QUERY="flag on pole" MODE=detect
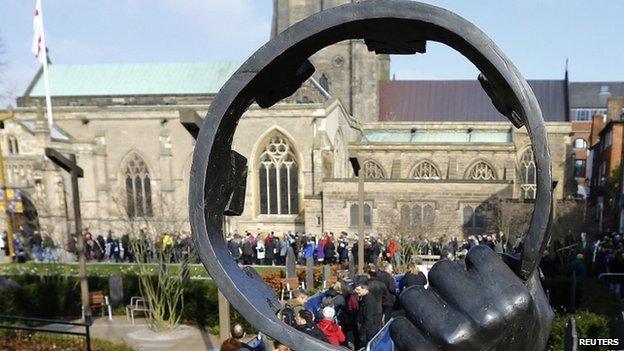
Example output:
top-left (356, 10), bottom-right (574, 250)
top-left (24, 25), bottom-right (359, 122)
top-left (30, 0), bottom-right (54, 127)
top-left (31, 0), bottom-right (46, 64)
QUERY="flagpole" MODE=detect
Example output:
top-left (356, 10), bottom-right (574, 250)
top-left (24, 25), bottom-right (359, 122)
top-left (37, 0), bottom-right (54, 127)
top-left (41, 54), bottom-right (54, 127)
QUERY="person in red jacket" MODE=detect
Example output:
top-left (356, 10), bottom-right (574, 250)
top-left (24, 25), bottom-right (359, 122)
top-left (316, 306), bottom-right (346, 346)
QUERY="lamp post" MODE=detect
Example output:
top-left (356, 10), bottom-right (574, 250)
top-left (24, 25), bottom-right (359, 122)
top-left (0, 110), bottom-right (15, 262)
top-left (44, 147), bottom-right (91, 324)
top-left (349, 156), bottom-right (365, 275)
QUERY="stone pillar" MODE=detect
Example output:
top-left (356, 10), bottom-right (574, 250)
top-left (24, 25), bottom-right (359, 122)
top-left (305, 257), bottom-right (314, 291)
top-left (159, 129), bottom-right (174, 203)
top-left (94, 132), bottom-right (109, 230)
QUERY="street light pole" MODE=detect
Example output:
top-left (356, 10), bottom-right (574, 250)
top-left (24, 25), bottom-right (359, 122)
top-left (349, 156), bottom-right (365, 275)
top-left (358, 168), bottom-right (365, 275)
top-left (45, 148), bottom-right (91, 324)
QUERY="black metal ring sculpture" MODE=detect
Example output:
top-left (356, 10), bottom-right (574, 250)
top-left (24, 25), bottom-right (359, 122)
top-left (189, 1), bottom-right (554, 350)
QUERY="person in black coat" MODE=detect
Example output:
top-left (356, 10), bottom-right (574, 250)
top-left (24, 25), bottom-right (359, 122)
top-left (337, 234), bottom-right (349, 263)
top-left (354, 279), bottom-right (383, 348)
top-left (265, 234), bottom-right (277, 266)
top-left (295, 309), bottom-right (329, 343)
top-left (370, 262), bottom-right (396, 323)
top-left (227, 236), bottom-right (241, 263)
top-left (403, 261), bottom-right (427, 290)
top-left (324, 234), bottom-right (336, 264)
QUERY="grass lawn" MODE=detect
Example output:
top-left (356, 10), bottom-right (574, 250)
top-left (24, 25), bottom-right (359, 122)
top-left (0, 262), bottom-right (284, 278)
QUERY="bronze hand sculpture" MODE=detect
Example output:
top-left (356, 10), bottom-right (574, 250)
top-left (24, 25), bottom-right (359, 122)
top-left (189, 1), bottom-right (554, 350)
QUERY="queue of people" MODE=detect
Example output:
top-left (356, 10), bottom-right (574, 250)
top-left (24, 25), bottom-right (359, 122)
top-left (226, 230), bottom-right (510, 268)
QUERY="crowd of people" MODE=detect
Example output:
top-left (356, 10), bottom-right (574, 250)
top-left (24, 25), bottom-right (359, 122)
top-left (225, 230), bottom-right (515, 267)
top-left (1, 223), bottom-right (519, 268)
top-left (0, 226), bottom-right (196, 264)
top-left (0, 226), bottom-right (58, 263)
top-left (539, 229), bottom-right (624, 281)
top-left (220, 259), bottom-right (429, 351)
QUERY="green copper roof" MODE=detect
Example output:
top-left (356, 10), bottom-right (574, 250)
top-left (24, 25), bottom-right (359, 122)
top-left (27, 62), bottom-right (242, 97)
top-left (362, 131), bottom-right (512, 143)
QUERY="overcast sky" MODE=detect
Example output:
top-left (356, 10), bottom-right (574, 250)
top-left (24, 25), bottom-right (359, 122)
top-left (1, 0), bottom-right (623, 107)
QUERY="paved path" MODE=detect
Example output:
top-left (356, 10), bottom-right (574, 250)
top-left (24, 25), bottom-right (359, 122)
top-left (62, 316), bottom-right (222, 351)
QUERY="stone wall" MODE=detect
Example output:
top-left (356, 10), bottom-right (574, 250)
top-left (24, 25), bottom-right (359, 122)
top-left (321, 179), bottom-right (513, 238)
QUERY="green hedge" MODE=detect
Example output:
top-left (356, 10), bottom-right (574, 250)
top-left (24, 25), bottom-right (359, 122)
top-left (0, 274), bottom-right (222, 328)
top-left (2, 273), bottom-right (621, 343)
top-left (543, 276), bottom-right (622, 350)
top-left (547, 311), bottom-right (611, 351)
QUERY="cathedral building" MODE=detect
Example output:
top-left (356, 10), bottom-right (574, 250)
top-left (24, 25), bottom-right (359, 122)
top-left (1, 1), bottom-right (582, 242)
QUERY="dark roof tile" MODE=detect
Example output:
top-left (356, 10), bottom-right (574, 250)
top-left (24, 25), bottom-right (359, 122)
top-left (379, 80), bottom-right (568, 122)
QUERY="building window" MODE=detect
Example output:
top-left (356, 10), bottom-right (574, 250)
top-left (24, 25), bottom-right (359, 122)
top-left (400, 204), bottom-right (411, 228)
top-left (463, 205), bottom-right (485, 229)
top-left (605, 130), bottom-right (613, 148)
top-left (399, 203), bottom-right (435, 228)
top-left (319, 74), bottom-right (330, 93)
top-left (467, 161), bottom-right (496, 181)
top-left (574, 159), bottom-right (586, 178)
top-left (571, 108), bottom-right (606, 121)
top-left (573, 138), bottom-right (587, 149)
top-left (258, 135), bottom-right (299, 215)
top-left (7, 135), bottom-right (19, 154)
top-left (349, 202), bottom-right (372, 227)
top-left (599, 162), bottom-right (607, 185)
top-left (363, 160), bottom-right (386, 179)
top-left (124, 154), bottom-right (153, 218)
top-left (519, 149), bottom-right (537, 200)
top-left (412, 161), bottom-right (440, 179)
top-left (297, 96), bottom-right (312, 104)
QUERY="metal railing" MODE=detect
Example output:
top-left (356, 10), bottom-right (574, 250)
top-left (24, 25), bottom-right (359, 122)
top-left (598, 273), bottom-right (624, 300)
top-left (0, 315), bottom-right (91, 351)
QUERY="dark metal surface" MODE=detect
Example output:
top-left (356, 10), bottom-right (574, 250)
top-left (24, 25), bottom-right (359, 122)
top-left (189, 1), bottom-right (554, 350)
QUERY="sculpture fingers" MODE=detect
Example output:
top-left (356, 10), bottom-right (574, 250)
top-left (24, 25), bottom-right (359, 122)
top-left (389, 316), bottom-right (439, 351)
top-left (401, 285), bottom-right (480, 350)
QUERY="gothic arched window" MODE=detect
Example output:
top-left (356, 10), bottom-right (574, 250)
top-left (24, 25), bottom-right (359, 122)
top-left (412, 204), bottom-right (422, 225)
top-left (519, 148), bottom-right (537, 200)
top-left (7, 135), bottom-right (19, 154)
top-left (412, 161), bottom-right (440, 179)
top-left (400, 204), bottom-right (411, 228)
top-left (124, 154), bottom-right (153, 218)
top-left (467, 161), bottom-right (496, 180)
top-left (349, 202), bottom-right (372, 227)
top-left (463, 206), bottom-right (474, 229)
top-left (463, 205), bottom-right (485, 229)
top-left (363, 160), bottom-right (386, 179)
top-left (423, 204), bottom-right (435, 226)
top-left (258, 135), bottom-right (299, 215)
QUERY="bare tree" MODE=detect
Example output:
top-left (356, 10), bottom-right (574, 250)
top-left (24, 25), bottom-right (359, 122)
top-left (377, 207), bottom-right (444, 272)
top-left (109, 186), bottom-right (189, 238)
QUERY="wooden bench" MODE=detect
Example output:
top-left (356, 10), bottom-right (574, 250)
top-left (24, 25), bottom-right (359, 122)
top-left (82, 291), bottom-right (112, 321)
top-left (280, 278), bottom-right (303, 301)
